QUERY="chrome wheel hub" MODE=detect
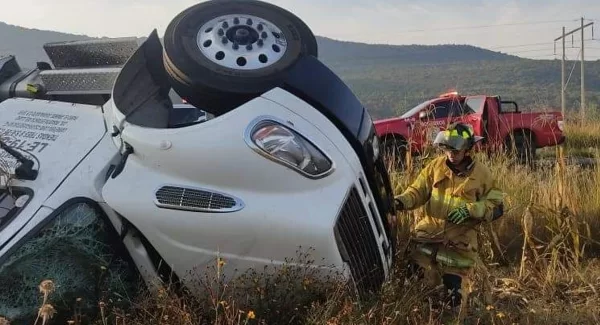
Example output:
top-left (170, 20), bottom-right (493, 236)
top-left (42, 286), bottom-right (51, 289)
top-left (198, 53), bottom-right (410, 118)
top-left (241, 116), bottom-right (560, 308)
top-left (197, 14), bottom-right (288, 70)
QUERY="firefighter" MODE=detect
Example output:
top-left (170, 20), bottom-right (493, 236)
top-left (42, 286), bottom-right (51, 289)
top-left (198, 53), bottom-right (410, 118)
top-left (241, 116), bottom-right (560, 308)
top-left (391, 122), bottom-right (504, 310)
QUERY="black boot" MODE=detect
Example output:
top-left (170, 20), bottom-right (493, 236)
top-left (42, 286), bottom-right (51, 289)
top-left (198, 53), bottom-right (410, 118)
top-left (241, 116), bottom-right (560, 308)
top-left (405, 261), bottom-right (424, 280)
top-left (442, 273), bottom-right (463, 308)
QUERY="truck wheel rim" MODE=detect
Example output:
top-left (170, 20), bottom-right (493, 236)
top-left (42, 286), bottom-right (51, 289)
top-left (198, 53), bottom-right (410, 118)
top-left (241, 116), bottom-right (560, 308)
top-left (196, 14), bottom-right (288, 70)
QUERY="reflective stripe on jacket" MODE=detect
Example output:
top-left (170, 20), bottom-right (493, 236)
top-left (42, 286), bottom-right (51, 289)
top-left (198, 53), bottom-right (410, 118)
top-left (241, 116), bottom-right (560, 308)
top-left (396, 156), bottom-right (504, 259)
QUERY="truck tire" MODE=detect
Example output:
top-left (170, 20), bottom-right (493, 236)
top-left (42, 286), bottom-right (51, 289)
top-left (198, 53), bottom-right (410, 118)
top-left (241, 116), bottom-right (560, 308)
top-left (382, 136), bottom-right (408, 170)
top-left (509, 130), bottom-right (536, 165)
top-left (162, 0), bottom-right (318, 116)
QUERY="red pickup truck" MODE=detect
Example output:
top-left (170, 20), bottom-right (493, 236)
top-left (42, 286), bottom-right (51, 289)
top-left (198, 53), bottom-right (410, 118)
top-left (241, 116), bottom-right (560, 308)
top-left (374, 92), bottom-right (565, 165)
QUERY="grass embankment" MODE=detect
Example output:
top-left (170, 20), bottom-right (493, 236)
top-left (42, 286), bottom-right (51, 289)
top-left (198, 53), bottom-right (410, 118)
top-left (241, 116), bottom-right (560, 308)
top-left (5, 117), bottom-right (600, 325)
top-left (539, 117), bottom-right (600, 159)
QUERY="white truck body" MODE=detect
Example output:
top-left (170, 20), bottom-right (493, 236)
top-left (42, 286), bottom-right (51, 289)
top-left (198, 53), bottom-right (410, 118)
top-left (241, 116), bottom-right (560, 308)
top-left (0, 1), bottom-right (398, 322)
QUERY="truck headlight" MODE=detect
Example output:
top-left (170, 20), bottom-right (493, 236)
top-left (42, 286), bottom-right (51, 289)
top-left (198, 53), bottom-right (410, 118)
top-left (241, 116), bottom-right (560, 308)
top-left (372, 135), bottom-right (380, 161)
top-left (246, 118), bottom-right (334, 178)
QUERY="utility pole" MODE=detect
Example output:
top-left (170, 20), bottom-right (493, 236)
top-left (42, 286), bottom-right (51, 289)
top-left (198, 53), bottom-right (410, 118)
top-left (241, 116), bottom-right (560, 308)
top-left (554, 18), bottom-right (594, 120)
top-left (562, 27), bottom-right (566, 117)
top-left (581, 17), bottom-right (585, 119)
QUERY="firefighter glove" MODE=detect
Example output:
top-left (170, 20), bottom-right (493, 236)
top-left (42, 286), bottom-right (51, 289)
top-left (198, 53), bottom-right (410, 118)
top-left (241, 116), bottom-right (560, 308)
top-left (447, 205), bottom-right (470, 224)
top-left (394, 197), bottom-right (405, 211)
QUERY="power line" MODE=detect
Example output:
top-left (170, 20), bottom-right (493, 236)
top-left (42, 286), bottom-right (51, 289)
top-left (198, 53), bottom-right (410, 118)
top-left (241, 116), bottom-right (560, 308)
top-left (564, 49), bottom-right (581, 89)
top-left (489, 41), bottom-right (557, 49)
top-left (504, 48), bottom-right (562, 54)
top-left (498, 47), bottom-right (600, 57)
top-left (525, 54), bottom-right (561, 58)
top-left (488, 38), bottom-right (596, 50)
top-left (396, 19), bottom-right (578, 33)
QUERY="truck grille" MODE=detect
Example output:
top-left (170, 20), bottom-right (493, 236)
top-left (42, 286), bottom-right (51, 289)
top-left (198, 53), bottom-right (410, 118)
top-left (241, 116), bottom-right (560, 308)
top-left (334, 186), bottom-right (385, 296)
top-left (154, 185), bottom-right (244, 213)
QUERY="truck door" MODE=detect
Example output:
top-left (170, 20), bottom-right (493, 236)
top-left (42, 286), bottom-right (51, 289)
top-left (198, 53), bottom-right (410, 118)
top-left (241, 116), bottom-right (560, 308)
top-left (412, 99), bottom-right (455, 152)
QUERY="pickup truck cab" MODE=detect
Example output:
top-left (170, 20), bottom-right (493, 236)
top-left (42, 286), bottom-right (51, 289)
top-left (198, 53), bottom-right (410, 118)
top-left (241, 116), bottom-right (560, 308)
top-left (374, 92), bottom-right (565, 165)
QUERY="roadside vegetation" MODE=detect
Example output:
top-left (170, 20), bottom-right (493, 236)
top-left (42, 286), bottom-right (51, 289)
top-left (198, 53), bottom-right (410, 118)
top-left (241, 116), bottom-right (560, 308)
top-left (326, 59), bottom-right (600, 120)
top-left (3, 113), bottom-right (600, 325)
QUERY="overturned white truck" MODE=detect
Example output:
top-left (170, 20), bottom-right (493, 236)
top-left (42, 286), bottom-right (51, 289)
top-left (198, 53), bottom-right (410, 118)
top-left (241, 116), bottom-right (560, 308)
top-left (0, 0), bottom-right (397, 321)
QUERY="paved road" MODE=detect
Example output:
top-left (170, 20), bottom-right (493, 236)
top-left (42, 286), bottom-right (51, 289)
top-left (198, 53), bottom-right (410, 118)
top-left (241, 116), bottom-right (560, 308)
top-left (536, 157), bottom-right (598, 169)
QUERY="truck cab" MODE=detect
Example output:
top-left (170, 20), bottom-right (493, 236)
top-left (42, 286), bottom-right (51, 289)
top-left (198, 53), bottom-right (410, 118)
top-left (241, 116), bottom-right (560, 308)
top-left (0, 1), bottom-right (397, 323)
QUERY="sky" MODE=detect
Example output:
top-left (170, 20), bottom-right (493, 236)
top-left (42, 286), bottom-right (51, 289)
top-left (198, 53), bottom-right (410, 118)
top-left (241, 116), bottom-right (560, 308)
top-left (0, 0), bottom-right (599, 60)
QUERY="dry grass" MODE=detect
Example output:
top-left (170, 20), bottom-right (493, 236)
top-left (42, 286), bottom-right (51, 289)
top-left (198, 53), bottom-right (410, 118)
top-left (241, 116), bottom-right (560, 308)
top-left (3, 116), bottom-right (600, 324)
top-left (539, 118), bottom-right (600, 159)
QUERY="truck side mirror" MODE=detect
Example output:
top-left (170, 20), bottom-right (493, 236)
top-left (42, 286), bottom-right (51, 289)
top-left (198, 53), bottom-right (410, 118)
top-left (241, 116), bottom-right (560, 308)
top-left (419, 111), bottom-right (428, 120)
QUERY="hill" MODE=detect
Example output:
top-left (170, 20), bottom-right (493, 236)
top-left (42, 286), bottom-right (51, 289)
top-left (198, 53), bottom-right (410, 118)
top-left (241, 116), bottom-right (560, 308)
top-left (0, 22), bottom-right (92, 71)
top-left (1, 21), bottom-right (599, 119)
top-left (326, 56), bottom-right (600, 118)
top-left (316, 36), bottom-right (519, 63)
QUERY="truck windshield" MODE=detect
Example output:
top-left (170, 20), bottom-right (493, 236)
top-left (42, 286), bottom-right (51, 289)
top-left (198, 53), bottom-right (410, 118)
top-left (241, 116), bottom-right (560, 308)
top-left (464, 96), bottom-right (486, 114)
top-left (0, 188), bottom-right (31, 231)
top-left (400, 100), bottom-right (435, 118)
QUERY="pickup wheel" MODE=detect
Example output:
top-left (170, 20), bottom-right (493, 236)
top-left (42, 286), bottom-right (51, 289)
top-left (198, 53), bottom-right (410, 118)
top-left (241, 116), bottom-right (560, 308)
top-left (163, 0), bottom-right (318, 116)
top-left (382, 136), bottom-right (408, 170)
top-left (507, 130), bottom-right (536, 165)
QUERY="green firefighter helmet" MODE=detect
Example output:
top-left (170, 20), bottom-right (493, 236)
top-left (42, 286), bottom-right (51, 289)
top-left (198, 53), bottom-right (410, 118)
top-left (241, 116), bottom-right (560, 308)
top-left (433, 123), bottom-right (484, 151)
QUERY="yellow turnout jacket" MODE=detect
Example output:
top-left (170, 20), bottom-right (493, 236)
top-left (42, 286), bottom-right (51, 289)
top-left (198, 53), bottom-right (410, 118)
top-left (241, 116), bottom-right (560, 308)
top-left (396, 155), bottom-right (504, 260)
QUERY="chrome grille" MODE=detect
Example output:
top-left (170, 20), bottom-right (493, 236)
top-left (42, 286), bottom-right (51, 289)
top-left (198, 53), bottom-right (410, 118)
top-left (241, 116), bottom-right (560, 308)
top-left (334, 186), bottom-right (385, 297)
top-left (154, 185), bottom-right (244, 213)
top-left (39, 68), bottom-right (120, 95)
